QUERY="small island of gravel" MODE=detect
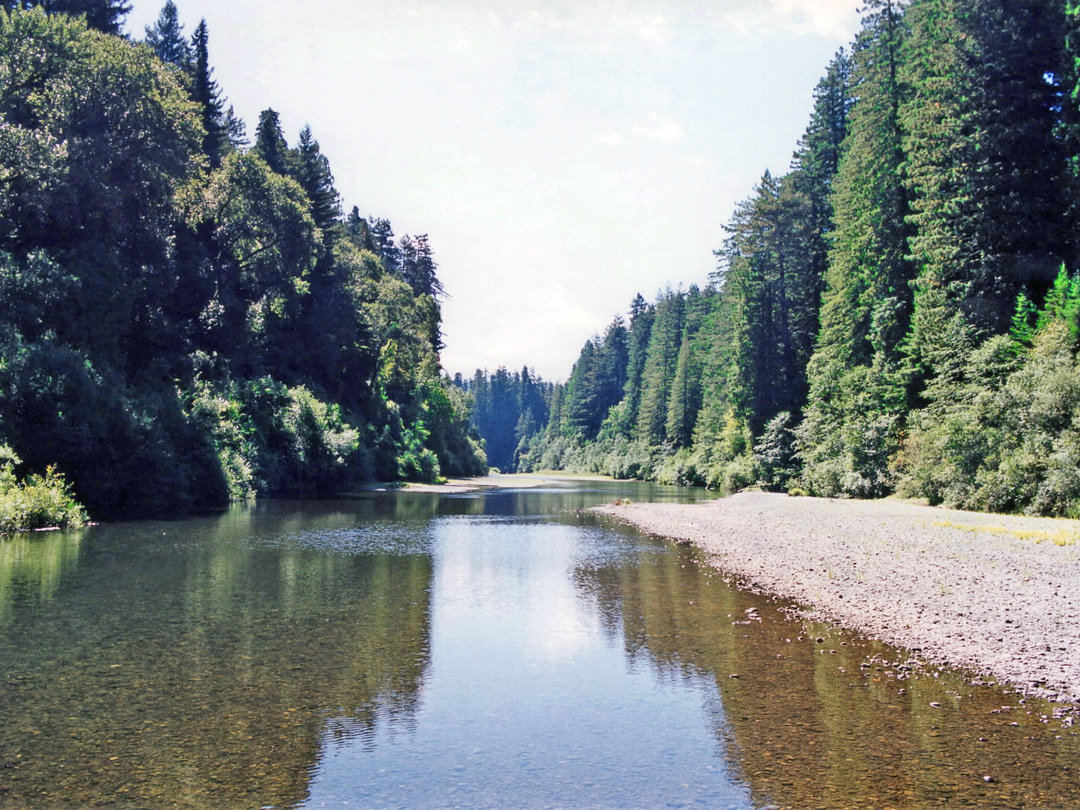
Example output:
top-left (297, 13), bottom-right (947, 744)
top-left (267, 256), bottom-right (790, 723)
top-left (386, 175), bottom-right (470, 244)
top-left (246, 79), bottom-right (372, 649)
top-left (596, 491), bottom-right (1080, 704)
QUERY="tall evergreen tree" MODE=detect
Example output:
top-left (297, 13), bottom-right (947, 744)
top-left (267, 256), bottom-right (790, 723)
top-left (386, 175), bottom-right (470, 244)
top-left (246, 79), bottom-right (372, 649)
top-left (254, 108), bottom-right (291, 175)
top-left (398, 233), bottom-right (443, 350)
top-left (664, 332), bottom-right (699, 448)
top-left (902, 0), bottom-right (1067, 341)
top-left (635, 289), bottom-right (685, 443)
top-left (143, 0), bottom-right (189, 68)
top-left (798, 0), bottom-right (913, 496)
top-left (190, 19), bottom-right (228, 167)
top-left (791, 49), bottom-right (853, 290)
top-left (294, 125), bottom-right (341, 232)
top-left (715, 172), bottom-right (818, 436)
top-left (367, 217), bottom-right (401, 274)
top-left (225, 104), bottom-right (247, 148)
top-left (399, 233), bottom-right (443, 299)
top-left (622, 293), bottom-right (654, 432)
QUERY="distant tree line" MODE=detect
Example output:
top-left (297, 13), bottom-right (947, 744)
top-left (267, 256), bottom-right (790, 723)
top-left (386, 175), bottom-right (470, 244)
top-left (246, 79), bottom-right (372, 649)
top-left (457, 368), bottom-right (551, 472)
top-left (0, 3), bottom-right (485, 518)
top-left (471, 0), bottom-right (1080, 517)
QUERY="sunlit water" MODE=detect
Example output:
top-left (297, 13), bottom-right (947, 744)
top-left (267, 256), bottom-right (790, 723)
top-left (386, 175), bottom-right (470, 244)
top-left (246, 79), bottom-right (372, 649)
top-left (0, 478), bottom-right (1076, 809)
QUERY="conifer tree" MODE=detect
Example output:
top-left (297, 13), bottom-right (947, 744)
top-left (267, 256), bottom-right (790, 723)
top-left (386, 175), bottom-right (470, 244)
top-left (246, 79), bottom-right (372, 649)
top-left (635, 289), bottom-right (685, 443)
top-left (190, 19), bottom-right (228, 167)
top-left (254, 108), bottom-right (291, 175)
top-left (622, 293), bottom-right (654, 431)
top-left (902, 0), bottom-right (1067, 340)
top-left (367, 217), bottom-right (401, 274)
top-left (715, 172), bottom-right (817, 436)
top-left (294, 125), bottom-right (341, 232)
top-left (225, 105), bottom-right (247, 148)
top-left (798, 0), bottom-right (913, 495)
top-left (144, 0), bottom-right (189, 68)
top-left (597, 316), bottom-right (629, 412)
top-left (664, 332), bottom-right (699, 447)
top-left (399, 234), bottom-right (443, 299)
top-left (790, 49), bottom-right (853, 289)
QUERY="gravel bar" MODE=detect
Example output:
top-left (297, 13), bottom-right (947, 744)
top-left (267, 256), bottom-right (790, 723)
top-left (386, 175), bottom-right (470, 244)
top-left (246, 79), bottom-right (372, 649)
top-left (595, 491), bottom-right (1080, 703)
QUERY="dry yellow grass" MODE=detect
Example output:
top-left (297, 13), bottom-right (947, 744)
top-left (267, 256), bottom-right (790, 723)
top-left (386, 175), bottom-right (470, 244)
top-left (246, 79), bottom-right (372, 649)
top-left (932, 520), bottom-right (1079, 546)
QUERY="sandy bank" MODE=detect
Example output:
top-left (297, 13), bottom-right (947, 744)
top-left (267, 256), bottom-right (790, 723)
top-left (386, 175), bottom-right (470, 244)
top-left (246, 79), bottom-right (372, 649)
top-left (596, 492), bottom-right (1080, 703)
top-left (360, 473), bottom-right (561, 494)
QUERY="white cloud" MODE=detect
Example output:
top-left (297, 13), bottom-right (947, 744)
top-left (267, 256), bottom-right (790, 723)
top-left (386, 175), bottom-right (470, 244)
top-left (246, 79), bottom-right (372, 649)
top-left (631, 13), bottom-right (669, 43)
top-left (632, 112), bottom-right (683, 143)
top-left (718, 0), bottom-right (859, 41)
top-left (593, 132), bottom-right (624, 147)
top-left (771, 0), bottom-right (860, 39)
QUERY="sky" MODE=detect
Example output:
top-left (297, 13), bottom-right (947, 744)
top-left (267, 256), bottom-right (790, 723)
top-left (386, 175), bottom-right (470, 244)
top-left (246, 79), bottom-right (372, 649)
top-left (127, 0), bottom-right (863, 381)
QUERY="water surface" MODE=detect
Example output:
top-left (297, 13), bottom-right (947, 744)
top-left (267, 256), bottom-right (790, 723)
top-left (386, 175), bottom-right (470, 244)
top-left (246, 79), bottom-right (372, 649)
top-left (0, 479), bottom-right (1076, 809)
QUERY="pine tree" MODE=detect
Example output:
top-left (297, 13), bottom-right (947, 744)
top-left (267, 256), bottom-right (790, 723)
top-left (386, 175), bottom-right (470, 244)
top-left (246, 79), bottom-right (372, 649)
top-left (190, 19), bottom-right (228, 167)
top-left (564, 339), bottom-right (600, 438)
top-left (398, 233), bottom-right (443, 350)
top-left (367, 217), bottom-right (401, 274)
top-left (254, 109), bottom-right (291, 175)
top-left (225, 105), bottom-right (247, 148)
top-left (635, 289), bottom-right (685, 443)
top-left (715, 171), bottom-right (818, 435)
top-left (622, 293), bottom-right (654, 432)
top-left (399, 234), bottom-right (443, 299)
top-left (144, 1), bottom-right (189, 68)
top-left (664, 332), bottom-right (698, 447)
top-left (798, 0), bottom-right (913, 496)
top-left (596, 316), bottom-right (629, 413)
top-left (294, 125), bottom-right (341, 232)
top-left (790, 49), bottom-right (853, 291)
top-left (902, 0), bottom-right (1067, 339)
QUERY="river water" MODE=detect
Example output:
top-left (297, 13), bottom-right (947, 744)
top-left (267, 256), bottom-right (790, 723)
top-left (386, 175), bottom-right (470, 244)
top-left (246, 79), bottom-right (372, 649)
top-left (0, 478), bottom-right (1076, 809)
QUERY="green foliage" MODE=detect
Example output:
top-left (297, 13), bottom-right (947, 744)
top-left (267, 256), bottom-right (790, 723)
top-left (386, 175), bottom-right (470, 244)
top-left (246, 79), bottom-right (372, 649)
top-left (635, 288), bottom-right (685, 443)
top-left (0, 445), bottom-right (87, 533)
top-left (895, 325), bottom-right (1080, 515)
top-left (1010, 291), bottom-right (1038, 351)
top-left (901, 0), bottom-right (1066, 338)
top-left (1035, 265), bottom-right (1080, 342)
top-left (3, 0), bottom-right (130, 34)
top-left (0, 10), bottom-right (485, 519)
top-left (754, 411), bottom-right (799, 491)
top-left (143, 1), bottom-right (189, 68)
top-left (468, 366), bottom-right (549, 472)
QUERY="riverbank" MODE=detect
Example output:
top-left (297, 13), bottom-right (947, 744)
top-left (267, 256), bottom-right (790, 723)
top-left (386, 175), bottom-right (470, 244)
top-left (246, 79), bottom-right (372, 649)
top-left (596, 492), bottom-right (1080, 703)
top-left (360, 472), bottom-right (562, 494)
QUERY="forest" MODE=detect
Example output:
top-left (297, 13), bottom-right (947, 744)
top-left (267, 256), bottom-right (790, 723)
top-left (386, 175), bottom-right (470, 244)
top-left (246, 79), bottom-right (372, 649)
top-left (8, 0), bottom-right (1080, 527)
top-left (0, 0), bottom-right (485, 528)
top-left (469, 0), bottom-right (1080, 518)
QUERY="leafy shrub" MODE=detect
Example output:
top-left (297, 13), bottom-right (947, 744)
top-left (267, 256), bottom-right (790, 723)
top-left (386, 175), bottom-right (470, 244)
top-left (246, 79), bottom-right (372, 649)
top-left (897, 324), bottom-right (1080, 516)
top-left (0, 446), bottom-right (87, 533)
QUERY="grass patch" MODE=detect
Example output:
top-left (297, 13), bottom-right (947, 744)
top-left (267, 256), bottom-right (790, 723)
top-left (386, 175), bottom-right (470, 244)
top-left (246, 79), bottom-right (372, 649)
top-left (932, 519), bottom-right (1079, 546)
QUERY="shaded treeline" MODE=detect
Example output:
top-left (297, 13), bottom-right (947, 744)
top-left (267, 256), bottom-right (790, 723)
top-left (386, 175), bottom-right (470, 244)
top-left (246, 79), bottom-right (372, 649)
top-left (453, 368), bottom-right (551, 473)
top-left (0, 3), bottom-right (485, 519)
top-left (477, 0), bottom-right (1080, 517)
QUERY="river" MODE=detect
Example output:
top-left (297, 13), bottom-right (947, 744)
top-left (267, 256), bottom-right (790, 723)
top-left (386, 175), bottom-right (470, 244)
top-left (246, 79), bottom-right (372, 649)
top-left (0, 478), bottom-right (1076, 809)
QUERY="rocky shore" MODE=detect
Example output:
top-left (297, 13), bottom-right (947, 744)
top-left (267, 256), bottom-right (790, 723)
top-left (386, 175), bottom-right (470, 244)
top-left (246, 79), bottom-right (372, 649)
top-left (596, 491), bottom-right (1080, 703)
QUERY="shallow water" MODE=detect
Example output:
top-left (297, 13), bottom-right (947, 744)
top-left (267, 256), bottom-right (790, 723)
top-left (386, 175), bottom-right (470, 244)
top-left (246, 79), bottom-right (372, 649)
top-left (0, 479), bottom-right (1076, 809)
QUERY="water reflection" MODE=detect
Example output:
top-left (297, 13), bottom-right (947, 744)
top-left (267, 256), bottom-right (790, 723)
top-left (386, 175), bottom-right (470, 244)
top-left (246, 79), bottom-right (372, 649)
top-left (2, 480), bottom-right (1074, 810)
top-left (0, 505), bottom-right (434, 809)
top-left (301, 515), bottom-right (750, 810)
top-left (577, 532), bottom-right (1080, 809)
top-left (0, 530), bottom-right (84, 625)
